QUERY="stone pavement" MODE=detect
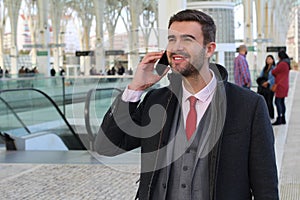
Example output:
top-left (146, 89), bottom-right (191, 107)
top-left (0, 164), bottom-right (140, 200)
top-left (0, 71), bottom-right (299, 199)
top-left (0, 150), bottom-right (141, 199)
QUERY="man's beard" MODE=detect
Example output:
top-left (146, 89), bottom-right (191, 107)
top-left (171, 48), bottom-right (206, 77)
top-left (180, 62), bottom-right (200, 77)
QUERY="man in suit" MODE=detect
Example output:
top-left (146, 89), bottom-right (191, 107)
top-left (95, 9), bottom-right (278, 200)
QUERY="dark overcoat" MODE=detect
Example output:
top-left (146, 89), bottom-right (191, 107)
top-left (95, 64), bottom-right (279, 200)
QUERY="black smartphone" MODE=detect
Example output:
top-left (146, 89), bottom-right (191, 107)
top-left (156, 51), bottom-right (169, 76)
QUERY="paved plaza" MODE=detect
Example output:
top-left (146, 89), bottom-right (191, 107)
top-left (0, 164), bottom-right (140, 200)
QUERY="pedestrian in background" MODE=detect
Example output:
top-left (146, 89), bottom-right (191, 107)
top-left (0, 66), bottom-right (3, 78)
top-left (0, 66), bottom-right (3, 89)
top-left (256, 55), bottom-right (276, 119)
top-left (50, 67), bottom-right (56, 77)
top-left (4, 69), bottom-right (9, 78)
top-left (117, 64), bottom-right (125, 75)
top-left (234, 44), bottom-right (251, 89)
top-left (59, 67), bottom-right (65, 76)
top-left (272, 51), bottom-right (290, 125)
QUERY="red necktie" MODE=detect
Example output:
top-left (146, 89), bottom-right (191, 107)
top-left (186, 96), bottom-right (197, 140)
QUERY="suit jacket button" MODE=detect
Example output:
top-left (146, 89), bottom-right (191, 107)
top-left (183, 166), bottom-right (188, 171)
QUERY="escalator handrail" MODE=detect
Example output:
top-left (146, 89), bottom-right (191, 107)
top-left (0, 88), bottom-right (86, 150)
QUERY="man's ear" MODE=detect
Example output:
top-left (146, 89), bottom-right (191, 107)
top-left (205, 42), bottom-right (216, 58)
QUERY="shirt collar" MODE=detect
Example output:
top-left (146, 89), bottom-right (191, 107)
top-left (182, 70), bottom-right (217, 103)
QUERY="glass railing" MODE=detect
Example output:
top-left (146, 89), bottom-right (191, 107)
top-left (0, 75), bottom-right (133, 118)
top-left (0, 75), bottom-right (133, 150)
top-left (0, 88), bottom-right (86, 150)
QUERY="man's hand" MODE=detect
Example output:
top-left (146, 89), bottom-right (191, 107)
top-left (128, 52), bottom-right (170, 91)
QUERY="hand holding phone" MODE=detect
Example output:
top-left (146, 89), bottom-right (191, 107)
top-left (155, 51), bottom-right (169, 76)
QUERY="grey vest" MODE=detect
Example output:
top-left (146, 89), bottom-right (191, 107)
top-left (152, 104), bottom-right (211, 200)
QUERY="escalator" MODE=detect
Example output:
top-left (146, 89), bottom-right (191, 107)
top-left (0, 88), bottom-right (121, 150)
top-left (0, 88), bottom-right (86, 150)
top-left (0, 87), bottom-right (122, 151)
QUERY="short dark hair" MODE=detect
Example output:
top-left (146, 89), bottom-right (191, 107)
top-left (168, 9), bottom-right (216, 45)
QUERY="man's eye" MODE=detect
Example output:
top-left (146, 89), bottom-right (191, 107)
top-left (183, 37), bottom-right (193, 42)
top-left (168, 38), bottom-right (175, 42)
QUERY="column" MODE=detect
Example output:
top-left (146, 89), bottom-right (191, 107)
top-left (128, 0), bottom-right (142, 72)
top-left (49, 0), bottom-right (64, 73)
top-left (7, 0), bottom-right (22, 75)
top-left (255, 0), bottom-right (264, 72)
top-left (243, 0), bottom-right (256, 72)
top-left (244, 0), bottom-right (253, 45)
top-left (37, 0), bottom-right (50, 76)
top-left (94, 0), bottom-right (105, 74)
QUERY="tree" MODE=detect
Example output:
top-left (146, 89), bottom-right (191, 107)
top-left (93, 0), bottom-right (106, 73)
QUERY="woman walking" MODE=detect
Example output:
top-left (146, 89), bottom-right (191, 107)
top-left (257, 55), bottom-right (276, 119)
top-left (272, 51), bottom-right (290, 125)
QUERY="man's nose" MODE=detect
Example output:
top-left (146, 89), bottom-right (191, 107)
top-left (168, 40), bottom-right (184, 52)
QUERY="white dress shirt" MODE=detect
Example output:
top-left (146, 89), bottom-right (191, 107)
top-left (181, 71), bottom-right (217, 128)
